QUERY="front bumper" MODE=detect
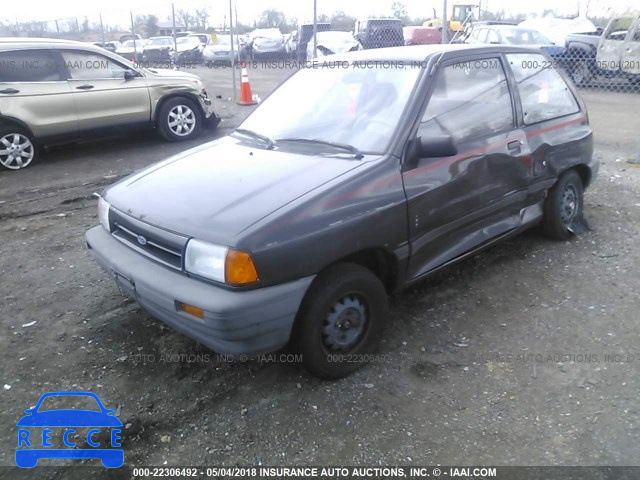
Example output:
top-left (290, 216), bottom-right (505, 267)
top-left (85, 226), bottom-right (314, 357)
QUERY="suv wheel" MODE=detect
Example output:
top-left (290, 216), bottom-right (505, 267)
top-left (292, 263), bottom-right (388, 379)
top-left (542, 170), bottom-right (584, 240)
top-left (157, 97), bottom-right (202, 142)
top-left (0, 127), bottom-right (37, 170)
top-left (570, 60), bottom-right (591, 87)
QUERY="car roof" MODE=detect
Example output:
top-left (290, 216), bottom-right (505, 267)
top-left (0, 37), bottom-right (114, 53)
top-left (327, 43), bottom-right (544, 63)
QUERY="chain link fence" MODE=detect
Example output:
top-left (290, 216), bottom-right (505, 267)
top-left (3, 4), bottom-right (639, 95)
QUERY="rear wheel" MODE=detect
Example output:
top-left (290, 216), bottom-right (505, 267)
top-left (569, 59), bottom-right (592, 87)
top-left (542, 170), bottom-right (584, 240)
top-left (292, 263), bottom-right (388, 379)
top-left (157, 97), bottom-right (202, 142)
top-left (0, 126), bottom-right (37, 170)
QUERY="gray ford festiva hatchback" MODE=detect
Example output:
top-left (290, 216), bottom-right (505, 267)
top-left (86, 45), bottom-right (598, 379)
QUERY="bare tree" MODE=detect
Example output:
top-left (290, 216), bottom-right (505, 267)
top-left (195, 9), bottom-right (209, 30)
top-left (177, 9), bottom-right (193, 30)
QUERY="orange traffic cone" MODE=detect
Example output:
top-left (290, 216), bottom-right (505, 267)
top-left (238, 64), bottom-right (257, 106)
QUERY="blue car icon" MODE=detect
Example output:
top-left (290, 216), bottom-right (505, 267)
top-left (16, 391), bottom-right (123, 468)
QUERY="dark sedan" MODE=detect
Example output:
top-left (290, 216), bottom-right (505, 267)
top-left (87, 45), bottom-right (597, 379)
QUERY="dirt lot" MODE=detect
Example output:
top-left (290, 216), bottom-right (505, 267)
top-left (1, 66), bottom-right (640, 478)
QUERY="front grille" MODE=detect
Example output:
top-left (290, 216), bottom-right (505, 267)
top-left (110, 209), bottom-right (187, 270)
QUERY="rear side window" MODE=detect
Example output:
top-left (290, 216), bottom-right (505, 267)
top-left (418, 58), bottom-right (513, 141)
top-left (0, 49), bottom-right (61, 82)
top-left (507, 54), bottom-right (579, 125)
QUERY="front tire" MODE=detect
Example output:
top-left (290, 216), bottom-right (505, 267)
top-left (157, 97), bottom-right (202, 142)
top-left (0, 126), bottom-right (37, 170)
top-left (542, 170), bottom-right (584, 240)
top-left (292, 263), bottom-right (388, 380)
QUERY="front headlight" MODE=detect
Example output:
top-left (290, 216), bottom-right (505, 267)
top-left (98, 196), bottom-right (111, 232)
top-left (184, 239), bottom-right (259, 285)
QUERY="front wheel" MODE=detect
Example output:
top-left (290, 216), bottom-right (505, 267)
top-left (541, 170), bottom-right (584, 240)
top-left (292, 263), bottom-right (388, 380)
top-left (157, 97), bottom-right (202, 142)
top-left (0, 127), bottom-right (37, 170)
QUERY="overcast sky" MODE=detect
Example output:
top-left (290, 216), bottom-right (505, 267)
top-left (6, 0), bottom-right (638, 28)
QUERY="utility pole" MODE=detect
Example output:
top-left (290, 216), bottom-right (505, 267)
top-left (130, 11), bottom-right (137, 61)
top-left (172, 4), bottom-right (178, 64)
top-left (229, 0), bottom-right (237, 101)
top-left (441, 0), bottom-right (449, 44)
top-left (313, 0), bottom-right (318, 59)
top-left (99, 13), bottom-right (105, 45)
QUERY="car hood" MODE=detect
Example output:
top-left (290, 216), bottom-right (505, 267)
top-left (176, 43), bottom-right (201, 53)
top-left (17, 410), bottom-right (123, 428)
top-left (142, 68), bottom-right (200, 81)
top-left (104, 137), bottom-right (366, 245)
top-left (206, 44), bottom-right (235, 53)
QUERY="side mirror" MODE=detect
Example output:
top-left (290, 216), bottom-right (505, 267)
top-left (419, 135), bottom-right (457, 158)
top-left (124, 69), bottom-right (138, 80)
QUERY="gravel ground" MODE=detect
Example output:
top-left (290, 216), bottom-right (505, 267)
top-left (1, 67), bottom-right (639, 478)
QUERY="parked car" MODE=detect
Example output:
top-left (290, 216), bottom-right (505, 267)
top-left (564, 30), bottom-right (603, 86)
top-left (597, 14), bottom-right (640, 85)
top-left (92, 41), bottom-right (120, 53)
top-left (354, 18), bottom-right (404, 49)
top-left (188, 33), bottom-right (210, 48)
top-left (248, 28), bottom-right (286, 59)
top-left (0, 38), bottom-right (219, 170)
top-left (296, 23), bottom-right (332, 61)
top-left (403, 26), bottom-right (442, 45)
top-left (119, 33), bottom-right (142, 44)
top-left (174, 36), bottom-right (204, 63)
top-left (86, 45), bottom-right (597, 379)
top-left (285, 30), bottom-right (298, 58)
top-left (142, 36), bottom-right (175, 62)
top-left (465, 25), bottom-right (565, 58)
top-left (115, 38), bottom-right (147, 62)
top-left (306, 31), bottom-right (361, 60)
top-left (203, 34), bottom-right (240, 65)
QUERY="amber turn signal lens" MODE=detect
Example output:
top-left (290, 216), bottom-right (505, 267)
top-left (179, 303), bottom-right (204, 319)
top-left (225, 250), bottom-right (259, 285)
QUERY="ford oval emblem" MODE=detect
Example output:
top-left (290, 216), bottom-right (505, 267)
top-left (137, 235), bottom-right (147, 246)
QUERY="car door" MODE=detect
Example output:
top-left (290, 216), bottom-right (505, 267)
top-left (57, 49), bottom-right (151, 131)
top-left (402, 54), bottom-right (530, 280)
top-left (0, 48), bottom-right (76, 138)
top-left (621, 17), bottom-right (640, 76)
top-left (597, 16), bottom-right (634, 73)
top-left (505, 52), bottom-right (590, 195)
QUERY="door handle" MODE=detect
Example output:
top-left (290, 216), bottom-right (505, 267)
top-left (507, 140), bottom-right (522, 154)
top-left (0, 88), bottom-right (19, 94)
top-left (75, 84), bottom-right (94, 90)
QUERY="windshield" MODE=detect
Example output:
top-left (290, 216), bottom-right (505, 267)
top-left (37, 395), bottom-right (101, 412)
top-left (239, 63), bottom-right (421, 154)
top-left (122, 40), bottom-right (137, 48)
top-left (215, 35), bottom-right (231, 45)
top-left (501, 28), bottom-right (552, 45)
top-left (148, 38), bottom-right (172, 46)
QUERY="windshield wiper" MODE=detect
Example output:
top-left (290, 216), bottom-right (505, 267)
top-left (276, 138), bottom-right (364, 159)
top-left (233, 128), bottom-right (275, 149)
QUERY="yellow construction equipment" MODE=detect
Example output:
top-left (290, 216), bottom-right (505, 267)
top-left (423, 3), bottom-right (479, 33)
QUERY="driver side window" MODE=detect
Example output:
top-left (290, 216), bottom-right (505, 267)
top-left (62, 50), bottom-right (130, 80)
top-left (417, 58), bottom-right (514, 142)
